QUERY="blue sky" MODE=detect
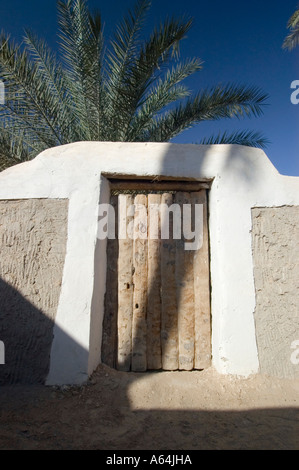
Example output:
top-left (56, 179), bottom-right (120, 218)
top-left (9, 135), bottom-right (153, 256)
top-left (0, 0), bottom-right (298, 175)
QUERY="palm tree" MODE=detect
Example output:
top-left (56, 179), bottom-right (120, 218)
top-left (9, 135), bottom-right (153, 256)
top-left (0, 0), bottom-right (268, 171)
top-left (282, 7), bottom-right (299, 50)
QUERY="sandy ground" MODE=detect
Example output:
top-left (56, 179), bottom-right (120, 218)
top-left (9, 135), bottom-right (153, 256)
top-left (0, 364), bottom-right (298, 450)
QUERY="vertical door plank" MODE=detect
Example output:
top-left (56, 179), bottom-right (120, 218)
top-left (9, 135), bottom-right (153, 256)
top-left (132, 194), bottom-right (148, 371)
top-left (147, 194), bottom-right (162, 369)
top-left (192, 190), bottom-right (211, 369)
top-left (175, 192), bottom-right (195, 370)
top-left (104, 188), bottom-right (211, 373)
top-left (101, 195), bottom-right (118, 368)
top-left (160, 193), bottom-right (178, 370)
top-left (117, 194), bottom-right (134, 371)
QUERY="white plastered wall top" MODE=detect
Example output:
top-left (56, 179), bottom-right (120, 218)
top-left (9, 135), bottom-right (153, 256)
top-left (0, 142), bottom-right (298, 384)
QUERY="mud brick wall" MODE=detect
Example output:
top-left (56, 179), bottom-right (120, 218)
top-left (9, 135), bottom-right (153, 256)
top-left (0, 199), bottom-right (68, 384)
top-left (251, 206), bottom-right (299, 378)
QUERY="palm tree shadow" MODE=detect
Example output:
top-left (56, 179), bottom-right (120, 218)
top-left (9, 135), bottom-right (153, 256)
top-left (97, 144), bottom-right (299, 450)
top-left (0, 277), bottom-right (297, 450)
top-left (1, 144), bottom-right (297, 449)
top-left (0, 277), bottom-right (88, 385)
top-left (102, 143), bottom-right (263, 373)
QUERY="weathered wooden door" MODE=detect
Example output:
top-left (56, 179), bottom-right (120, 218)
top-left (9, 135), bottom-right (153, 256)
top-left (101, 188), bottom-right (211, 372)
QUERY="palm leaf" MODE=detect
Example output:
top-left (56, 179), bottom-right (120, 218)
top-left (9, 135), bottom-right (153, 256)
top-left (142, 84), bottom-right (268, 141)
top-left (0, 35), bottom-right (64, 147)
top-left (23, 30), bottom-right (79, 144)
top-left (57, 0), bottom-right (105, 140)
top-left (198, 129), bottom-right (270, 149)
top-left (282, 8), bottom-right (299, 51)
top-left (104, 0), bottom-right (152, 139)
top-left (0, 128), bottom-right (33, 171)
top-left (0, 0), bottom-right (269, 170)
top-left (127, 58), bottom-right (203, 140)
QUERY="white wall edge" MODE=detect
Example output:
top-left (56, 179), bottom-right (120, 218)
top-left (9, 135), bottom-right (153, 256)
top-left (0, 142), bottom-right (298, 383)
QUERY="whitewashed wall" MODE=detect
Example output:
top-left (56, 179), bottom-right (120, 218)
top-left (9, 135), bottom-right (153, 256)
top-left (0, 142), bottom-right (298, 384)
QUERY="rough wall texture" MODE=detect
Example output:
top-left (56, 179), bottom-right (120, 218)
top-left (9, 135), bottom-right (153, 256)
top-left (0, 199), bottom-right (68, 384)
top-left (251, 206), bottom-right (299, 378)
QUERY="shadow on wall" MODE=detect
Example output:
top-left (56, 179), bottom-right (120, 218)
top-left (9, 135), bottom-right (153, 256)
top-left (101, 142), bottom-right (267, 373)
top-left (0, 278), bottom-right (88, 385)
top-left (91, 143), bottom-right (297, 450)
top-left (0, 144), bottom-right (298, 449)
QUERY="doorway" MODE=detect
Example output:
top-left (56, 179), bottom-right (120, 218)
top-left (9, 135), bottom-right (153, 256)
top-left (101, 180), bottom-right (211, 372)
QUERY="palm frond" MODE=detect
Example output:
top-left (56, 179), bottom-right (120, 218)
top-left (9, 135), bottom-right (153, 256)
top-left (0, 128), bottom-right (33, 171)
top-left (127, 58), bottom-right (203, 140)
top-left (57, 0), bottom-right (105, 139)
top-left (142, 84), bottom-right (268, 142)
top-left (107, 14), bottom-right (195, 140)
top-left (282, 8), bottom-right (299, 51)
top-left (198, 129), bottom-right (269, 149)
top-left (0, 0), bottom-right (269, 171)
top-left (104, 0), bottom-right (152, 139)
top-left (23, 30), bottom-right (77, 143)
top-left (0, 34), bottom-right (70, 146)
top-left (124, 17), bottom-right (196, 136)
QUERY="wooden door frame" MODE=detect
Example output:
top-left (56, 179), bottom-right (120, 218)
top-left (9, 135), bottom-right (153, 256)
top-left (101, 175), bottom-right (212, 372)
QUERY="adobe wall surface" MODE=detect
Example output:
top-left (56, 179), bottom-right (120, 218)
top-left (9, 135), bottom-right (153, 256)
top-left (0, 199), bottom-right (68, 383)
top-left (252, 206), bottom-right (299, 379)
top-left (0, 142), bottom-right (298, 384)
